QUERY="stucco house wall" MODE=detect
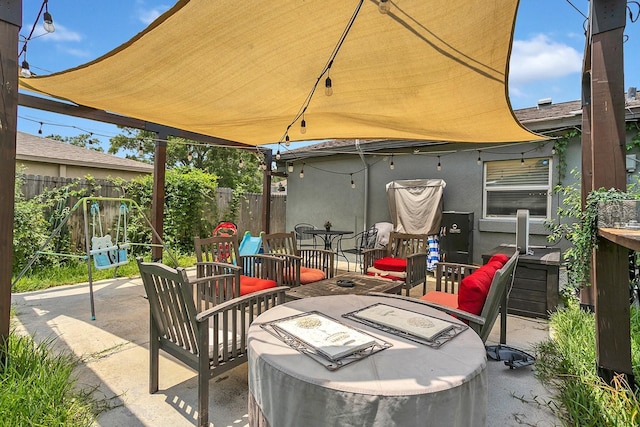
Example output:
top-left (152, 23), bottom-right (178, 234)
top-left (280, 94), bottom-right (640, 264)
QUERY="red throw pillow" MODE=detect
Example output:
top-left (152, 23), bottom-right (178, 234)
top-left (239, 275), bottom-right (276, 296)
top-left (458, 269), bottom-right (493, 315)
top-left (299, 267), bottom-right (326, 284)
top-left (373, 257), bottom-right (407, 272)
top-left (366, 271), bottom-right (405, 281)
top-left (488, 253), bottom-right (509, 267)
top-left (421, 291), bottom-right (458, 309)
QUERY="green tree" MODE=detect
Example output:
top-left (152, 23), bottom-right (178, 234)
top-left (47, 133), bottom-right (104, 152)
top-left (108, 128), bottom-right (263, 192)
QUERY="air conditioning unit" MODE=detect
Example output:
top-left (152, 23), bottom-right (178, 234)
top-left (516, 209), bottom-right (529, 255)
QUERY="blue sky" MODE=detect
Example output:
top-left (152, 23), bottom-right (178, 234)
top-left (16, 0), bottom-right (640, 152)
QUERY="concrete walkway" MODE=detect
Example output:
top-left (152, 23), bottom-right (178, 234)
top-left (11, 273), bottom-right (560, 426)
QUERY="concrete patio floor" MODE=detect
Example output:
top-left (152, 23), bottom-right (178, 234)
top-left (11, 268), bottom-right (561, 426)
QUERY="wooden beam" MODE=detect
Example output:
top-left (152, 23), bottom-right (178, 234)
top-left (0, 0), bottom-right (21, 366)
top-left (588, 0), bottom-right (633, 384)
top-left (262, 150), bottom-right (272, 234)
top-left (151, 133), bottom-right (167, 262)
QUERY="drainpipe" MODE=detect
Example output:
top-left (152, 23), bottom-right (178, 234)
top-left (355, 139), bottom-right (369, 230)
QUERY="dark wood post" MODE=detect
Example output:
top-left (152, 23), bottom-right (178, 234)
top-left (586, 0), bottom-right (633, 384)
top-left (262, 149), bottom-right (272, 234)
top-left (151, 131), bottom-right (167, 262)
top-left (0, 0), bottom-right (21, 367)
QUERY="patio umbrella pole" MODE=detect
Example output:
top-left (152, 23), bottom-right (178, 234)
top-left (83, 200), bottom-right (96, 320)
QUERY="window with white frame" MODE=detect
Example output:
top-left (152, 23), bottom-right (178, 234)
top-left (483, 157), bottom-right (552, 219)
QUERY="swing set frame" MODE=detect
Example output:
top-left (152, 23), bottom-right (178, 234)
top-left (12, 196), bottom-right (178, 320)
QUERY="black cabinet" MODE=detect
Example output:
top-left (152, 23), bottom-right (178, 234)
top-left (482, 245), bottom-right (561, 319)
top-left (440, 212), bottom-right (473, 265)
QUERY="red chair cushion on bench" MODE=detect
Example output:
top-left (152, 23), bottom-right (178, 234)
top-left (373, 257), bottom-right (407, 272)
top-left (299, 267), bottom-right (326, 284)
top-left (488, 253), bottom-right (509, 266)
top-left (457, 268), bottom-right (494, 315)
top-left (421, 291), bottom-right (458, 308)
top-left (239, 275), bottom-right (276, 296)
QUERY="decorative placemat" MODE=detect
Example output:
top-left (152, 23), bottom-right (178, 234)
top-left (261, 311), bottom-right (391, 370)
top-left (343, 303), bottom-right (468, 348)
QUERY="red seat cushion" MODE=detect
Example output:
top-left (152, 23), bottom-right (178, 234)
top-left (239, 275), bottom-right (276, 296)
top-left (299, 267), bottom-right (326, 284)
top-left (488, 253), bottom-right (509, 266)
top-left (373, 257), bottom-right (407, 272)
top-left (457, 269), bottom-right (493, 315)
top-left (421, 291), bottom-right (458, 309)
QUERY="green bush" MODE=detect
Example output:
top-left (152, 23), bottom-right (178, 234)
top-left (535, 303), bottom-right (640, 425)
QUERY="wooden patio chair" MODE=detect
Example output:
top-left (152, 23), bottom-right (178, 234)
top-left (137, 258), bottom-right (288, 427)
top-left (370, 251), bottom-right (518, 344)
top-left (362, 232), bottom-right (428, 296)
top-left (194, 235), bottom-right (284, 296)
top-left (262, 231), bottom-right (334, 287)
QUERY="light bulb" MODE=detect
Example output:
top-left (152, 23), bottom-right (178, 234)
top-left (38, 122), bottom-right (43, 134)
top-left (437, 156), bottom-right (441, 171)
top-left (299, 169), bottom-right (305, 179)
top-left (551, 146), bottom-right (556, 155)
top-left (477, 154), bottom-right (481, 165)
top-left (288, 163), bottom-right (294, 173)
top-left (351, 175), bottom-right (355, 189)
top-left (285, 134), bottom-right (290, 147)
top-left (379, 0), bottom-right (391, 14)
top-left (390, 155), bottom-right (394, 170)
top-left (239, 159), bottom-right (244, 168)
top-left (276, 150), bottom-right (281, 160)
top-left (261, 163), bottom-right (267, 171)
top-left (325, 76), bottom-right (333, 96)
top-left (20, 60), bottom-right (31, 78)
top-left (43, 11), bottom-right (55, 33)
top-left (300, 119), bottom-right (307, 134)
top-left (138, 143), bottom-right (144, 157)
top-left (521, 154), bottom-right (525, 165)
top-left (187, 152), bottom-right (193, 161)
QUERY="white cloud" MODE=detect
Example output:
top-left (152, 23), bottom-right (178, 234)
top-left (40, 23), bottom-right (83, 43)
top-left (137, 4), bottom-right (170, 26)
top-left (509, 34), bottom-right (582, 85)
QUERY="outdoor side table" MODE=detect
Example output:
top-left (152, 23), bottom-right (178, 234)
top-left (247, 294), bottom-right (487, 427)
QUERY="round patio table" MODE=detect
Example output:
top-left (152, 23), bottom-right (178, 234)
top-left (247, 294), bottom-right (487, 427)
top-left (306, 229), bottom-right (353, 250)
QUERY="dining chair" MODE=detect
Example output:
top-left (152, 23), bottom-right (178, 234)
top-left (337, 226), bottom-right (378, 272)
top-left (293, 223), bottom-right (317, 248)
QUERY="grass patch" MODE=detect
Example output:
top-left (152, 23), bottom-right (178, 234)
top-left (12, 252), bottom-right (196, 293)
top-left (534, 302), bottom-right (640, 426)
top-left (0, 331), bottom-right (98, 426)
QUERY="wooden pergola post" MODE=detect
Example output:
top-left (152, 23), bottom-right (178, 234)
top-left (583, 0), bottom-right (633, 384)
top-left (0, 0), bottom-right (21, 366)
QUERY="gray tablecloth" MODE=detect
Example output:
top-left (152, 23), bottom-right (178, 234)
top-left (248, 295), bottom-right (487, 427)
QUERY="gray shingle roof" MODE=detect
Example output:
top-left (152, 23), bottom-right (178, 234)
top-left (17, 132), bottom-right (153, 173)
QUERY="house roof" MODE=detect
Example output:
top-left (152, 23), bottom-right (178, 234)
top-left (16, 132), bottom-right (154, 174)
top-left (278, 94), bottom-right (640, 160)
top-left (18, 0), bottom-right (543, 146)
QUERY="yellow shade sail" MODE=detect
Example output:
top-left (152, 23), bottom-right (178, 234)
top-left (19, 0), bottom-right (544, 146)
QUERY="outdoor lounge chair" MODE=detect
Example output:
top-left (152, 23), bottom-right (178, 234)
top-left (194, 235), bottom-right (284, 296)
top-left (262, 231), bottom-right (334, 287)
top-left (362, 232), bottom-right (428, 296)
top-left (370, 250), bottom-right (519, 345)
top-left (136, 258), bottom-right (288, 427)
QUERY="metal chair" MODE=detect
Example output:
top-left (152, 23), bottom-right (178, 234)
top-left (294, 223), bottom-right (317, 248)
top-left (337, 226), bottom-right (378, 272)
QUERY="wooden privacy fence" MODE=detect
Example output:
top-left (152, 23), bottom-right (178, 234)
top-left (20, 174), bottom-right (286, 250)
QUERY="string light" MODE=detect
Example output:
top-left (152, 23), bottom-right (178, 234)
top-left (325, 75), bottom-right (333, 96)
top-left (138, 142), bottom-right (144, 157)
top-left (379, 0), bottom-right (391, 14)
top-left (38, 122), bottom-right (43, 134)
top-left (187, 146), bottom-right (193, 161)
top-left (239, 158), bottom-right (244, 169)
top-left (285, 134), bottom-right (290, 147)
top-left (350, 173), bottom-right (355, 189)
top-left (300, 118), bottom-right (307, 134)
top-left (300, 163), bottom-right (305, 179)
top-left (276, 149), bottom-right (281, 160)
top-left (261, 162), bottom-right (267, 171)
top-left (521, 153), bottom-right (525, 165)
top-left (390, 154), bottom-right (395, 170)
top-left (437, 156), bottom-right (442, 171)
top-left (476, 151), bottom-right (482, 165)
top-left (43, 0), bottom-right (55, 33)
top-left (20, 45), bottom-right (31, 78)
top-left (551, 145), bottom-right (556, 155)
top-left (288, 163), bottom-right (294, 173)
